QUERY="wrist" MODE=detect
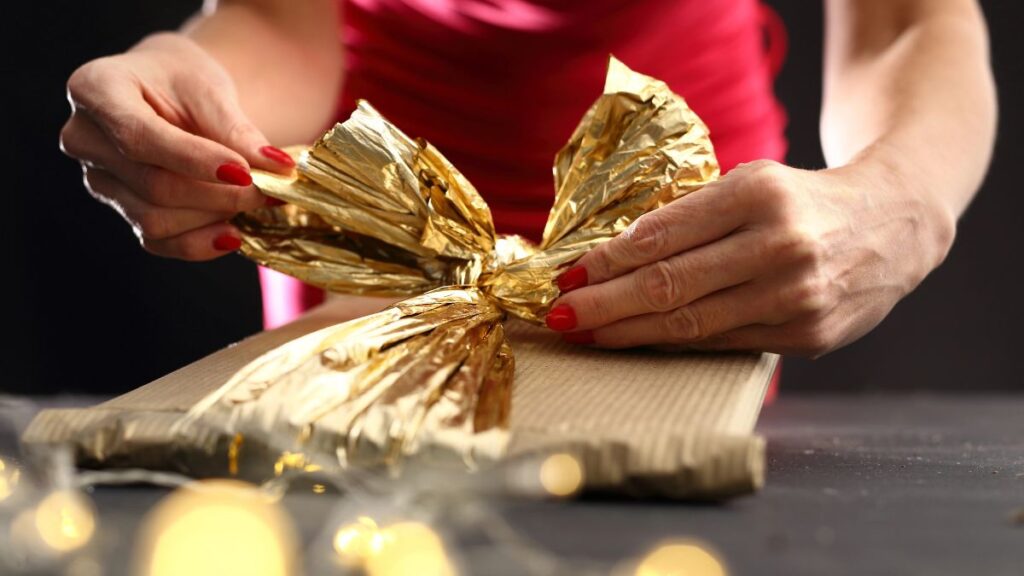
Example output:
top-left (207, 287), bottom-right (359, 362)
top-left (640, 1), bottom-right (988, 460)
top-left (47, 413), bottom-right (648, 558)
top-left (837, 147), bottom-right (958, 278)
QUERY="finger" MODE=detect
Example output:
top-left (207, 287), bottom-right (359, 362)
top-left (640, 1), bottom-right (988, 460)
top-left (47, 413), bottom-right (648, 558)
top-left (585, 280), bottom-right (787, 349)
top-left (555, 229), bottom-right (768, 330)
top-left (679, 325), bottom-right (778, 353)
top-left (142, 221), bottom-right (244, 261)
top-left (70, 74), bottom-right (255, 185)
top-left (680, 324), bottom-right (822, 357)
top-left (180, 81), bottom-right (296, 174)
top-left (574, 180), bottom-right (750, 285)
top-left (83, 168), bottom-right (235, 240)
top-left (63, 114), bottom-right (268, 212)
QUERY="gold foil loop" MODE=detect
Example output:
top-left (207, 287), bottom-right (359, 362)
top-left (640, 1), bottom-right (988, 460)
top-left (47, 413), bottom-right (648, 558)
top-left (208, 56), bottom-right (720, 475)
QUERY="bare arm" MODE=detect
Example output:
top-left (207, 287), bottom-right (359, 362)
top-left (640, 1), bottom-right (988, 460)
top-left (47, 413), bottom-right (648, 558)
top-left (184, 0), bottom-right (343, 145)
top-left (822, 0), bottom-right (997, 224)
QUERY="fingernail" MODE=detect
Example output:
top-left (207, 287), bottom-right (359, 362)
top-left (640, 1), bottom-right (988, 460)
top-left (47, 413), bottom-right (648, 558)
top-left (216, 162), bottom-right (252, 186)
top-left (562, 330), bottom-right (595, 345)
top-left (260, 145), bottom-right (295, 167)
top-left (545, 304), bottom-right (578, 331)
top-left (213, 234), bottom-right (242, 252)
top-left (264, 196), bottom-right (286, 207)
top-left (556, 265), bottom-right (589, 293)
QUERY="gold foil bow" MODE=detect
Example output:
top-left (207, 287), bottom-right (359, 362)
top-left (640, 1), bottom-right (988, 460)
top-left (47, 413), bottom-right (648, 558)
top-left (192, 57), bottom-right (719, 473)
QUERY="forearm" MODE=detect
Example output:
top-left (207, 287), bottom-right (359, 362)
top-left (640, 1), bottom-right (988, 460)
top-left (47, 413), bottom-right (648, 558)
top-left (179, 0), bottom-right (343, 145)
top-left (821, 0), bottom-right (996, 231)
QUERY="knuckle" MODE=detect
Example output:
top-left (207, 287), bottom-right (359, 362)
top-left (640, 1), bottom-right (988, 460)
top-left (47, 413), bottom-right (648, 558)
top-left (567, 291), bottom-right (606, 327)
top-left (224, 118), bottom-right (260, 146)
top-left (638, 260), bottom-right (683, 311)
top-left (218, 186), bottom-right (249, 213)
top-left (663, 306), bottom-right (708, 342)
top-left (749, 162), bottom-right (796, 213)
top-left (625, 215), bottom-right (669, 260)
top-left (775, 226), bottom-right (827, 267)
top-left (66, 62), bottom-right (101, 101)
top-left (136, 208), bottom-right (172, 240)
top-left (107, 113), bottom-right (145, 161)
top-left (58, 121), bottom-right (81, 159)
top-left (788, 272), bottom-right (834, 315)
top-left (584, 243), bottom-right (615, 283)
top-left (137, 165), bottom-right (162, 202)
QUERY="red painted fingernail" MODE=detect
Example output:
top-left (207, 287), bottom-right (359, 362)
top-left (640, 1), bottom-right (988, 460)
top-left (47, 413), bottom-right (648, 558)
top-left (213, 234), bottom-right (242, 252)
top-left (545, 304), bottom-right (578, 332)
top-left (556, 265), bottom-right (589, 293)
top-left (216, 162), bottom-right (252, 186)
top-left (260, 146), bottom-right (295, 167)
top-left (562, 330), bottom-right (595, 345)
top-left (264, 196), bottom-right (286, 207)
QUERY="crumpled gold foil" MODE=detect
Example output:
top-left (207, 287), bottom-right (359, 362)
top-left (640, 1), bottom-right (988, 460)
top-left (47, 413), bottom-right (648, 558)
top-left (192, 56), bottom-right (719, 474)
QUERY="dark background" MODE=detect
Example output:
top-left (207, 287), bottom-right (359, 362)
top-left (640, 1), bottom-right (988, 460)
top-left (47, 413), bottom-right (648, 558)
top-left (7, 1), bottom-right (1022, 394)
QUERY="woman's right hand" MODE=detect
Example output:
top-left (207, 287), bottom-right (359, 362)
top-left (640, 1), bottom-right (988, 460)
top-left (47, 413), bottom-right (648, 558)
top-left (60, 33), bottom-right (296, 260)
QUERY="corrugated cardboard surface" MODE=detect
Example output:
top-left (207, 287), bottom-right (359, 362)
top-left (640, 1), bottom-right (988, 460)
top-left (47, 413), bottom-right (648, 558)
top-left (22, 313), bottom-right (776, 499)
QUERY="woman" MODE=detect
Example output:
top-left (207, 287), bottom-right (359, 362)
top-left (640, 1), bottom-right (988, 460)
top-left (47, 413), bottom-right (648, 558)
top-left (59, 0), bottom-right (996, 358)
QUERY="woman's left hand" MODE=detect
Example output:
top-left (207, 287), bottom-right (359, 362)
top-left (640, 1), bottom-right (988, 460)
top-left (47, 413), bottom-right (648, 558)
top-left (545, 159), bottom-right (955, 357)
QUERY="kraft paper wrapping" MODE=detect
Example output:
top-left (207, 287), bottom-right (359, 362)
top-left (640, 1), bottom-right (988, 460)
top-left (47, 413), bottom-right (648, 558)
top-left (22, 314), bottom-right (776, 499)
top-left (22, 57), bottom-right (778, 498)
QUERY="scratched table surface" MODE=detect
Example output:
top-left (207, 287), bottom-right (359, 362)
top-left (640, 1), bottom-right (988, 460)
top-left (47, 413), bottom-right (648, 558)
top-left (2, 394), bottom-right (1022, 576)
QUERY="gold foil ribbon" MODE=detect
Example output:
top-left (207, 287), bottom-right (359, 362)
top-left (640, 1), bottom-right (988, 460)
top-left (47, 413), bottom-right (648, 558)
top-left (190, 57), bottom-right (719, 473)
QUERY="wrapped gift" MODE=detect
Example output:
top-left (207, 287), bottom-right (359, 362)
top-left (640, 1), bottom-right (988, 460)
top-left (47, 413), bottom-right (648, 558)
top-left (22, 58), bottom-right (777, 499)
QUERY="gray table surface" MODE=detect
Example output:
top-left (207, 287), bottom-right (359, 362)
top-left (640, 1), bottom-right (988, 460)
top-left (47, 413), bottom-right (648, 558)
top-left (2, 394), bottom-right (1022, 576)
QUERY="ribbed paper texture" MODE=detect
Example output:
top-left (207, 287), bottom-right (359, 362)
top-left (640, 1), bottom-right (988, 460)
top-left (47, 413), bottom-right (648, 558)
top-left (22, 315), bottom-right (775, 499)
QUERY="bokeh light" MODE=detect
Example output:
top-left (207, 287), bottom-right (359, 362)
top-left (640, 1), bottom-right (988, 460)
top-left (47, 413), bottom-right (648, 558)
top-left (333, 516), bottom-right (387, 565)
top-left (0, 457), bottom-right (20, 502)
top-left (333, 517), bottom-right (456, 576)
top-left (134, 479), bottom-right (298, 576)
top-left (538, 453), bottom-right (583, 497)
top-left (635, 541), bottom-right (727, 576)
top-left (273, 451), bottom-right (321, 476)
top-left (34, 490), bottom-right (96, 552)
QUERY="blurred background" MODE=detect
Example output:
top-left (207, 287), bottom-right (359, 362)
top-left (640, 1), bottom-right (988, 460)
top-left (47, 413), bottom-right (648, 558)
top-left (7, 1), bottom-right (1023, 395)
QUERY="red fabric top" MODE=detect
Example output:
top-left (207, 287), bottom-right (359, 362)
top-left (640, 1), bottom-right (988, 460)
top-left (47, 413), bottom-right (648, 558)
top-left (259, 0), bottom-right (788, 329)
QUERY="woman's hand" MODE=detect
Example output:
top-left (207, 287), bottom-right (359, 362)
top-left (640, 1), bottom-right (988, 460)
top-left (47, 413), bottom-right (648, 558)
top-left (546, 159), bottom-right (956, 357)
top-left (60, 33), bottom-right (296, 260)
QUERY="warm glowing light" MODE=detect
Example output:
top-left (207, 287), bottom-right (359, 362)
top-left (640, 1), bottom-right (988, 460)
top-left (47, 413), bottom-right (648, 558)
top-left (538, 453), bottom-right (583, 497)
top-left (0, 458), bottom-right (20, 501)
top-left (273, 451), bottom-right (322, 476)
top-left (135, 479), bottom-right (298, 576)
top-left (312, 483), bottom-right (326, 494)
top-left (34, 490), bottom-right (96, 552)
top-left (635, 541), bottom-right (727, 576)
top-left (333, 517), bottom-right (455, 576)
top-left (333, 516), bottom-right (384, 564)
top-left (367, 522), bottom-right (455, 576)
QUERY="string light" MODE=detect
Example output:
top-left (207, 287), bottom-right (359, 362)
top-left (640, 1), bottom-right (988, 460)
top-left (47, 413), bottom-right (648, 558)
top-left (0, 458), bottom-right (19, 502)
top-left (134, 479), bottom-right (298, 576)
top-left (538, 453), bottom-right (583, 498)
top-left (333, 516), bottom-right (456, 576)
top-left (33, 490), bottom-right (96, 552)
top-left (635, 541), bottom-right (727, 576)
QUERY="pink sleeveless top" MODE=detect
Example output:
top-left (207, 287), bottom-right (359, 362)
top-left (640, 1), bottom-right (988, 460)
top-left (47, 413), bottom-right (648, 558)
top-left (259, 0), bottom-right (788, 330)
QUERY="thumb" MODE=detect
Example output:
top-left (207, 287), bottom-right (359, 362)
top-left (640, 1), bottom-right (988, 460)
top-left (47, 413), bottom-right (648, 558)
top-left (184, 83), bottom-right (296, 175)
